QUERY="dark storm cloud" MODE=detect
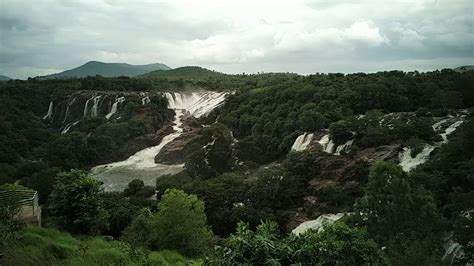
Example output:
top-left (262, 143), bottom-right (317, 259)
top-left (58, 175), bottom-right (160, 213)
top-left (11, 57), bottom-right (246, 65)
top-left (0, 0), bottom-right (472, 79)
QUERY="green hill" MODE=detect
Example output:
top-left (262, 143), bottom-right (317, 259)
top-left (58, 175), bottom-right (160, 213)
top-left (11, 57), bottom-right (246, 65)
top-left (140, 66), bottom-right (226, 80)
top-left (0, 75), bottom-right (11, 81)
top-left (40, 61), bottom-right (171, 79)
top-left (453, 65), bottom-right (474, 73)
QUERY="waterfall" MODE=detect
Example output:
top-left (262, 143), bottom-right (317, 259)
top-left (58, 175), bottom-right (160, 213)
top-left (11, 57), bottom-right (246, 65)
top-left (105, 96), bottom-right (125, 119)
top-left (83, 96), bottom-right (94, 117)
top-left (292, 213), bottom-right (345, 235)
top-left (398, 119), bottom-right (464, 172)
top-left (61, 121), bottom-right (80, 134)
top-left (317, 134), bottom-right (336, 154)
top-left (90, 96), bottom-right (102, 117)
top-left (335, 139), bottom-right (354, 155)
top-left (43, 101), bottom-right (53, 120)
top-left (61, 97), bottom-right (77, 125)
top-left (142, 96), bottom-right (151, 105)
top-left (164, 91), bottom-right (227, 118)
top-left (398, 145), bottom-right (436, 172)
top-left (440, 120), bottom-right (463, 143)
top-left (291, 133), bottom-right (314, 151)
top-left (91, 91), bottom-right (228, 191)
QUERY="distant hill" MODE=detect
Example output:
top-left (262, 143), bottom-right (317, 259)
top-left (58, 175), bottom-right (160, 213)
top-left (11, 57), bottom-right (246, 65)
top-left (139, 66), bottom-right (225, 80)
top-left (0, 75), bottom-right (11, 81)
top-left (41, 61), bottom-right (171, 79)
top-left (453, 65), bottom-right (474, 73)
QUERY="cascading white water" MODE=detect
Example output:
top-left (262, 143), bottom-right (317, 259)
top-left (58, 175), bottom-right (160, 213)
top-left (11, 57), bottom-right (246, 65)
top-left (292, 213), bottom-right (345, 235)
top-left (165, 91), bottom-right (227, 118)
top-left (398, 145), bottom-right (436, 172)
top-left (43, 101), bottom-right (53, 120)
top-left (291, 133), bottom-right (314, 151)
top-left (90, 91), bottom-right (228, 191)
top-left (61, 97), bottom-right (76, 126)
top-left (440, 120), bottom-right (463, 143)
top-left (316, 134), bottom-right (354, 155)
top-left (105, 96), bottom-right (125, 119)
top-left (142, 96), bottom-right (151, 105)
top-left (399, 119), bottom-right (465, 172)
top-left (90, 96), bottom-right (102, 117)
top-left (335, 139), bottom-right (354, 155)
top-left (83, 96), bottom-right (94, 117)
top-left (61, 121), bottom-right (80, 134)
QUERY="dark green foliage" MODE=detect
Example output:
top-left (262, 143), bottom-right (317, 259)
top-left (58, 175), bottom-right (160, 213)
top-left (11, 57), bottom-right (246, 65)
top-left (353, 162), bottom-right (445, 264)
top-left (48, 170), bottom-right (109, 235)
top-left (122, 189), bottom-right (214, 257)
top-left (207, 221), bottom-right (386, 265)
top-left (100, 192), bottom-right (139, 238)
top-left (123, 179), bottom-right (155, 199)
top-left (1, 226), bottom-right (196, 265)
top-left (329, 120), bottom-right (353, 145)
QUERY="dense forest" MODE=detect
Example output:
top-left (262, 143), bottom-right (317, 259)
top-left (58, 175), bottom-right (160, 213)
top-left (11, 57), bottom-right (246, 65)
top-left (1, 68), bottom-right (473, 265)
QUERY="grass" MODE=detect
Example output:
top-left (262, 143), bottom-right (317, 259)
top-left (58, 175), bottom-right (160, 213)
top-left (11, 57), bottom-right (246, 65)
top-left (2, 226), bottom-right (201, 266)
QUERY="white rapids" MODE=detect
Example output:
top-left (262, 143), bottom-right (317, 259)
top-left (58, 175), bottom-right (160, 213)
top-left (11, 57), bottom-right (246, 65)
top-left (90, 91), bottom-right (227, 191)
top-left (399, 118), bottom-right (465, 172)
top-left (316, 134), bottom-right (353, 155)
top-left (43, 101), bottom-right (53, 120)
top-left (291, 133), bottom-right (314, 151)
top-left (292, 213), bottom-right (345, 236)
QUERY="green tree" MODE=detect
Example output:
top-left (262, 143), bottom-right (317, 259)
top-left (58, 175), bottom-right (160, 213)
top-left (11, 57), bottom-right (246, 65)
top-left (292, 222), bottom-right (387, 265)
top-left (124, 179), bottom-right (144, 197)
top-left (329, 120), bottom-right (353, 145)
top-left (354, 162), bottom-right (445, 264)
top-left (123, 189), bottom-right (214, 257)
top-left (155, 189), bottom-right (214, 257)
top-left (207, 221), bottom-right (387, 265)
top-left (48, 170), bottom-right (108, 235)
top-left (101, 192), bottom-right (139, 238)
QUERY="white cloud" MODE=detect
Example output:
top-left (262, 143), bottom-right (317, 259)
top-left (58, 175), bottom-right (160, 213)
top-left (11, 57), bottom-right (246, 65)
top-left (0, 0), bottom-right (472, 79)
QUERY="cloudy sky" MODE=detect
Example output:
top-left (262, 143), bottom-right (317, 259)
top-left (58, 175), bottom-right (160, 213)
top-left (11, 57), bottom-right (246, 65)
top-left (0, 0), bottom-right (473, 79)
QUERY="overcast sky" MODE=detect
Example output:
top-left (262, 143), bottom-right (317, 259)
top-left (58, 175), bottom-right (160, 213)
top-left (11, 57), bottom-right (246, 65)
top-left (0, 0), bottom-right (473, 79)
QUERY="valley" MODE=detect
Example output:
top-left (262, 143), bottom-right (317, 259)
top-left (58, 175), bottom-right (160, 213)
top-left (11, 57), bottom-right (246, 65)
top-left (1, 67), bottom-right (473, 265)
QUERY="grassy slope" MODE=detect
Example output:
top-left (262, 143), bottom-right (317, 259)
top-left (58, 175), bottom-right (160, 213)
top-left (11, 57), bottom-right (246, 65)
top-left (2, 226), bottom-right (201, 266)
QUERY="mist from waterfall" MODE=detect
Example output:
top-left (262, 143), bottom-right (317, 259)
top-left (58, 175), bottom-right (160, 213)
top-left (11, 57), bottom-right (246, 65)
top-left (91, 91), bottom-right (227, 191)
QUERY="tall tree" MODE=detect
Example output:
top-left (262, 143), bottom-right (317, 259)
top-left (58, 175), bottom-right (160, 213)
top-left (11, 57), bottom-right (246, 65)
top-left (48, 170), bottom-right (108, 235)
top-left (354, 162), bottom-right (445, 264)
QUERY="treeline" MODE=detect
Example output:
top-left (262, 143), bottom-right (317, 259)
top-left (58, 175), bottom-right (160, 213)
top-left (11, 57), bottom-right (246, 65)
top-left (218, 69), bottom-right (474, 161)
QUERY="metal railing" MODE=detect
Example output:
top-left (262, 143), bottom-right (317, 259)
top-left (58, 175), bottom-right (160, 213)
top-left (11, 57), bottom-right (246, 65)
top-left (0, 189), bottom-right (39, 219)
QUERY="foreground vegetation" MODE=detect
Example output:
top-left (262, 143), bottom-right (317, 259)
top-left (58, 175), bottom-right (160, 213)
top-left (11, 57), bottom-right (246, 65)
top-left (3, 226), bottom-right (199, 265)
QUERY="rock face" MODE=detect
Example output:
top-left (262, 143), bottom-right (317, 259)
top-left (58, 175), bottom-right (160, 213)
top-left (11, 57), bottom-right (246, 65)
top-left (155, 117), bottom-right (204, 164)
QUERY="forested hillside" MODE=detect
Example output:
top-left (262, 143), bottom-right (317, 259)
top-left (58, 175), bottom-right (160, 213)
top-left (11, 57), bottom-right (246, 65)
top-left (41, 61), bottom-right (171, 79)
top-left (1, 68), bottom-right (473, 265)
